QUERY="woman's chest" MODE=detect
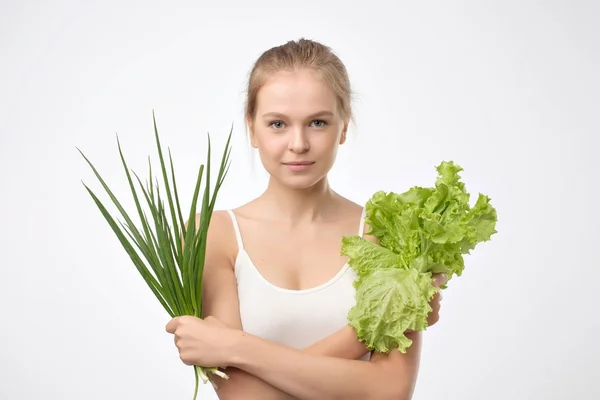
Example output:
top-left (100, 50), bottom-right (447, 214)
top-left (240, 223), bottom-right (354, 291)
top-left (236, 264), bottom-right (358, 349)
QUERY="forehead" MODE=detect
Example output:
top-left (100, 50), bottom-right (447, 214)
top-left (256, 69), bottom-right (339, 117)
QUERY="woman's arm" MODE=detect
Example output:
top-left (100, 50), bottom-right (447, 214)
top-left (304, 325), bottom-right (369, 359)
top-left (225, 331), bottom-right (421, 400)
top-left (216, 326), bottom-right (369, 400)
top-left (196, 211), bottom-right (279, 399)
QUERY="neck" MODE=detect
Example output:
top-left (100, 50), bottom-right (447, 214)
top-left (260, 176), bottom-right (338, 223)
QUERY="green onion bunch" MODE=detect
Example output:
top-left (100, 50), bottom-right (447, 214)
top-left (77, 112), bottom-right (233, 399)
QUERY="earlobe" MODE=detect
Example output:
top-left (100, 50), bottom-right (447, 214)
top-left (339, 120), bottom-right (349, 145)
top-left (339, 130), bottom-right (347, 145)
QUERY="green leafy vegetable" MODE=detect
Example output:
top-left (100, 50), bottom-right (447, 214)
top-left (77, 111), bottom-right (233, 399)
top-left (342, 161), bottom-right (497, 354)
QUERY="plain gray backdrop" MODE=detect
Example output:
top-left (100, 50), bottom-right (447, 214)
top-left (1, 1), bottom-right (598, 399)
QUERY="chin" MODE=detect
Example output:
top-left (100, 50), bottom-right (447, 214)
top-left (283, 177), bottom-right (325, 190)
top-left (271, 172), bottom-right (328, 191)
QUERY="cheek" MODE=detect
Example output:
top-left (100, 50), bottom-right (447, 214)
top-left (256, 135), bottom-right (285, 158)
top-left (314, 132), bottom-right (341, 152)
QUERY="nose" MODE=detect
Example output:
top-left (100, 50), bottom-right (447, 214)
top-left (288, 127), bottom-right (309, 153)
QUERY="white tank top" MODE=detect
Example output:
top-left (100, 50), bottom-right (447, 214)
top-left (227, 209), bottom-right (371, 361)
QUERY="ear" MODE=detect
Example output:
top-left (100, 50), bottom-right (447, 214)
top-left (339, 120), bottom-right (349, 145)
top-left (247, 117), bottom-right (258, 148)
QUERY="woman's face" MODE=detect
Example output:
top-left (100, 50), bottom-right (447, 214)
top-left (248, 68), bottom-right (348, 190)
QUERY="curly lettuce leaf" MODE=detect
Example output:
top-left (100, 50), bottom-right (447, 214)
top-left (363, 160), bottom-right (497, 282)
top-left (342, 160), bottom-right (498, 354)
top-left (347, 268), bottom-right (439, 353)
top-left (341, 236), bottom-right (406, 282)
top-left (459, 193), bottom-right (498, 253)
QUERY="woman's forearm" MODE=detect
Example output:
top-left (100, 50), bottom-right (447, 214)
top-left (212, 326), bottom-right (370, 399)
top-left (211, 368), bottom-right (296, 400)
top-left (227, 331), bottom-right (421, 400)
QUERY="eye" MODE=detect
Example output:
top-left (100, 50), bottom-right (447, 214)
top-left (269, 120), bottom-right (285, 129)
top-left (311, 119), bottom-right (327, 128)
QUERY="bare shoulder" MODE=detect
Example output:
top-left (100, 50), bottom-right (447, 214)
top-left (337, 195), bottom-right (378, 245)
top-left (335, 194), bottom-right (372, 233)
top-left (187, 209), bottom-right (238, 265)
top-left (337, 196), bottom-right (364, 214)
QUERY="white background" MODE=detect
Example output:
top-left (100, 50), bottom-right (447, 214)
top-left (1, 1), bottom-right (599, 399)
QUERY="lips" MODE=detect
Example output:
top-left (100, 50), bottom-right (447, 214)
top-left (283, 161), bottom-right (315, 171)
top-left (283, 161), bottom-right (314, 165)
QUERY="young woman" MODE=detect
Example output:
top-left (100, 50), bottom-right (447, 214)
top-left (166, 38), bottom-right (447, 400)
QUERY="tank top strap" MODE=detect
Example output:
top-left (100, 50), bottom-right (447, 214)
top-left (358, 207), bottom-right (366, 237)
top-left (226, 210), bottom-right (244, 250)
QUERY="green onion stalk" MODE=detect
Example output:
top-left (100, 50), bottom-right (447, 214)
top-left (77, 111), bottom-right (233, 399)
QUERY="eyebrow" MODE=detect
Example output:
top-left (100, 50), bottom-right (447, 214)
top-left (261, 111), bottom-right (335, 119)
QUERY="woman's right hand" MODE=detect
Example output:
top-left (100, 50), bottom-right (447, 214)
top-left (426, 272), bottom-right (448, 327)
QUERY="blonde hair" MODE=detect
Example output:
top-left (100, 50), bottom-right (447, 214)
top-left (244, 38), bottom-right (354, 124)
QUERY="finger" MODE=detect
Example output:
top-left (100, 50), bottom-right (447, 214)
top-left (427, 297), bottom-right (441, 325)
top-left (165, 317), bottom-right (180, 334)
top-left (432, 273), bottom-right (448, 287)
top-left (432, 296), bottom-right (440, 313)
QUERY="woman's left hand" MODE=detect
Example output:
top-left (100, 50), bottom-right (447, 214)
top-left (165, 315), bottom-right (241, 367)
